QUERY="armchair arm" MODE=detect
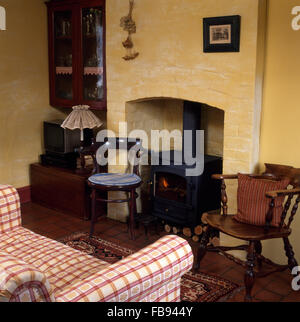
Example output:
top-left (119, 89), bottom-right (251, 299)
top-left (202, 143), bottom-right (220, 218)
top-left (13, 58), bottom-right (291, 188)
top-left (212, 174), bottom-right (238, 180)
top-left (212, 174), bottom-right (276, 181)
top-left (55, 235), bottom-right (193, 302)
top-left (265, 188), bottom-right (300, 199)
top-left (0, 251), bottom-right (55, 302)
top-left (0, 185), bottom-right (22, 233)
top-left (265, 188), bottom-right (300, 229)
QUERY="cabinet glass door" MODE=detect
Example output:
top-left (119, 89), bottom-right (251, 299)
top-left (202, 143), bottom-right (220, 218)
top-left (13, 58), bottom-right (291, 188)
top-left (81, 7), bottom-right (104, 102)
top-left (54, 10), bottom-right (73, 101)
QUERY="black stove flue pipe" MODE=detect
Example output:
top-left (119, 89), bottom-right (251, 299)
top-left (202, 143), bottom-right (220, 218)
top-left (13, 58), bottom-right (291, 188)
top-left (182, 101), bottom-right (202, 159)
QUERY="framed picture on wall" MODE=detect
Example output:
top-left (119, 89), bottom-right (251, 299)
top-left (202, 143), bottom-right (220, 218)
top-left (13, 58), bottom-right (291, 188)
top-left (203, 15), bottom-right (241, 52)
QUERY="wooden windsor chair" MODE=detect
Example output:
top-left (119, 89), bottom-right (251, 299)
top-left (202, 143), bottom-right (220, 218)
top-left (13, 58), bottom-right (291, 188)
top-left (194, 163), bottom-right (300, 301)
top-left (87, 137), bottom-right (143, 240)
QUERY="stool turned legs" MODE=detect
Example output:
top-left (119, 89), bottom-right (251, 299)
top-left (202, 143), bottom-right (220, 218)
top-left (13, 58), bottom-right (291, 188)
top-left (89, 189), bottom-right (97, 237)
top-left (89, 188), bottom-right (137, 240)
top-left (129, 189), bottom-right (136, 240)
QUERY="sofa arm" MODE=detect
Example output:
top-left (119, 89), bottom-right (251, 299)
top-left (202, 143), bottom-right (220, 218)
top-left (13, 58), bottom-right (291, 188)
top-left (0, 251), bottom-right (55, 302)
top-left (0, 185), bottom-right (22, 233)
top-left (56, 235), bottom-right (193, 302)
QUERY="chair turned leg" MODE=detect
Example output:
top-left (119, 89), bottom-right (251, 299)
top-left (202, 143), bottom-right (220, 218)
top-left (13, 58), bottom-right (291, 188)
top-left (244, 241), bottom-right (256, 302)
top-left (129, 189), bottom-right (136, 240)
top-left (89, 189), bottom-right (97, 238)
top-left (193, 226), bottom-right (211, 273)
top-left (133, 193), bottom-right (139, 229)
top-left (283, 237), bottom-right (298, 272)
top-left (255, 241), bottom-right (263, 269)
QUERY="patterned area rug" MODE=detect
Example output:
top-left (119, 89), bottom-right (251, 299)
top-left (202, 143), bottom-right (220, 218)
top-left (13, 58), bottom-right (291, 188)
top-left (59, 232), bottom-right (242, 302)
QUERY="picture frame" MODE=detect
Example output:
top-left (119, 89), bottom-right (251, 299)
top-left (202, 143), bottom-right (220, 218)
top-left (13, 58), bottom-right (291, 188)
top-left (203, 15), bottom-right (241, 53)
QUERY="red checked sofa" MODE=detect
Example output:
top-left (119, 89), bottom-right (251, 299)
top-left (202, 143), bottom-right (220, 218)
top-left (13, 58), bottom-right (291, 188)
top-left (0, 185), bottom-right (193, 302)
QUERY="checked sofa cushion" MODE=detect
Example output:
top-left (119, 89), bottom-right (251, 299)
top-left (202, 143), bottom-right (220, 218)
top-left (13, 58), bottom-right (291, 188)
top-left (0, 227), bottom-right (110, 295)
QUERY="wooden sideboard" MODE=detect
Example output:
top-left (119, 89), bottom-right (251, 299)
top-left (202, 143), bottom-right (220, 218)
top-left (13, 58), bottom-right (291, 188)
top-left (30, 163), bottom-right (106, 220)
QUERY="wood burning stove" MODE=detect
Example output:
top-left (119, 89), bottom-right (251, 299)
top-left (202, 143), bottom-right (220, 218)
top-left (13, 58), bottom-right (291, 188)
top-left (150, 100), bottom-right (223, 228)
top-left (151, 154), bottom-right (222, 228)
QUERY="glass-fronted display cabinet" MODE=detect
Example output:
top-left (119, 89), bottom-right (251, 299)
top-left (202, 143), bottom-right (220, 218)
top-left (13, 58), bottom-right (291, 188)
top-left (47, 0), bottom-right (106, 110)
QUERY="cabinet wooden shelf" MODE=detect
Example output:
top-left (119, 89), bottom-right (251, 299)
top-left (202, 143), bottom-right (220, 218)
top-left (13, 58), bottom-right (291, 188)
top-left (46, 0), bottom-right (106, 110)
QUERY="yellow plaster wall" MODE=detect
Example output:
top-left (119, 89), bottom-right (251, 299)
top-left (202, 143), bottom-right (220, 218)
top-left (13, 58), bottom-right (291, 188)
top-left (0, 0), bottom-right (67, 188)
top-left (259, 0), bottom-right (300, 264)
top-left (126, 98), bottom-right (183, 151)
top-left (201, 105), bottom-right (224, 157)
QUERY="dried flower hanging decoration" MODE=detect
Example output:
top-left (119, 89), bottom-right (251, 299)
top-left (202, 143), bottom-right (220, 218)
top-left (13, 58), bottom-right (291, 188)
top-left (120, 0), bottom-right (139, 60)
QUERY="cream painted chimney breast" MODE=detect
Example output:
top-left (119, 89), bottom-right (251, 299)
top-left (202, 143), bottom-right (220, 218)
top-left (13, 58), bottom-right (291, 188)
top-left (0, 6), bottom-right (6, 30)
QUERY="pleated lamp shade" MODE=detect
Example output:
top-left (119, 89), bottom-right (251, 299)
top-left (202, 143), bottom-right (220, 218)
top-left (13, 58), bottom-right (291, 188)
top-left (61, 105), bottom-right (103, 141)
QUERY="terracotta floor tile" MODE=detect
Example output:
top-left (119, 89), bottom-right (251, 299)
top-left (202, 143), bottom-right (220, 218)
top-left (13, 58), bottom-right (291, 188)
top-left (282, 291), bottom-right (300, 302)
top-left (265, 278), bottom-right (293, 296)
top-left (251, 275), bottom-right (275, 295)
top-left (102, 228), bottom-right (127, 237)
top-left (197, 251), bottom-right (231, 269)
top-left (254, 289), bottom-right (283, 302)
top-left (28, 228), bottom-right (46, 236)
top-left (200, 262), bottom-right (232, 276)
top-left (272, 271), bottom-right (294, 284)
top-left (225, 289), bottom-right (246, 302)
top-left (221, 267), bottom-right (245, 285)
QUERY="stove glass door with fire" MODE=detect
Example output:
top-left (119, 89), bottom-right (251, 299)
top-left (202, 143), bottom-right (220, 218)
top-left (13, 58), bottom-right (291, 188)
top-left (155, 172), bottom-right (187, 204)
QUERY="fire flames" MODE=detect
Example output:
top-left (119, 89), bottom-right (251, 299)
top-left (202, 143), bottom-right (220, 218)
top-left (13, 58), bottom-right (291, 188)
top-left (161, 177), bottom-right (169, 189)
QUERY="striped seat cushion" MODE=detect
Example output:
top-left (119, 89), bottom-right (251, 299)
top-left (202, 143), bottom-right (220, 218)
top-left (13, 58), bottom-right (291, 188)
top-left (234, 174), bottom-right (290, 227)
top-left (88, 173), bottom-right (141, 186)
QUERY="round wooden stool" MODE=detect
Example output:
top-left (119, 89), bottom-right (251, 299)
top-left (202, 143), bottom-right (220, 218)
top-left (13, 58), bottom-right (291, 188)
top-left (88, 173), bottom-right (142, 240)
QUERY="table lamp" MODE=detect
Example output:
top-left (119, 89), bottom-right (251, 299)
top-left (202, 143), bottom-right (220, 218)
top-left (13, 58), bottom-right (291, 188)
top-left (61, 105), bottom-right (103, 173)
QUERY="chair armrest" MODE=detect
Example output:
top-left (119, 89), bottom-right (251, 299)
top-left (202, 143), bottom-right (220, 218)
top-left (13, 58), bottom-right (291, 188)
top-left (212, 174), bottom-right (277, 180)
top-left (212, 174), bottom-right (238, 180)
top-left (55, 235), bottom-right (193, 302)
top-left (266, 188), bottom-right (300, 198)
top-left (0, 251), bottom-right (55, 302)
top-left (264, 188), bottom-right (300, 230)
top-left (0, 185), bottom-right (22, 233)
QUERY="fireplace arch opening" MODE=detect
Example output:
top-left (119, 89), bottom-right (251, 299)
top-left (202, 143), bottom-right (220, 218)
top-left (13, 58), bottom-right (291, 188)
top-left (125, 97), bottom-right (224, 158)
top-left (125, 97), bottom-right (224, 227)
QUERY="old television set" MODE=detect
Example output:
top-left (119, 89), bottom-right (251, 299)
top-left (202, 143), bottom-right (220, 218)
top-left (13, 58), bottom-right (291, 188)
top-left (44, 120), bottom-right (81, 154)
top-left (42, 120), bottom-right (93, 168)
